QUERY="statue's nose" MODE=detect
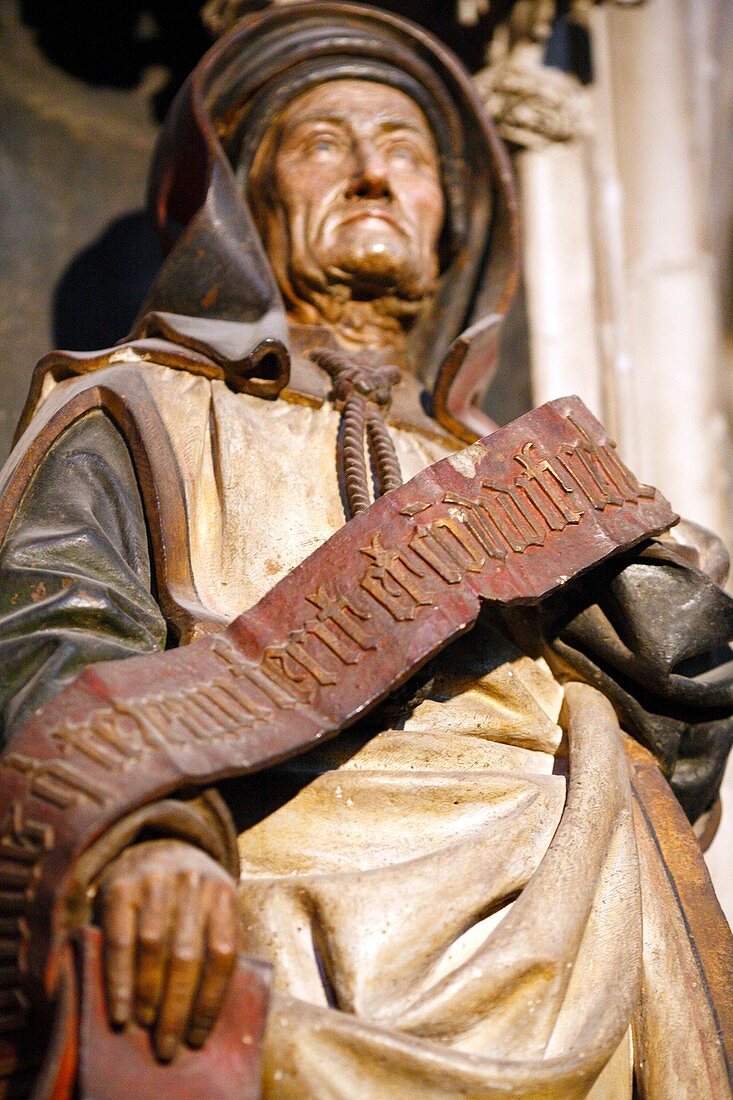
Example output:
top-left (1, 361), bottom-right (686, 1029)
top-left (345, 146), bottom-right (392, 201)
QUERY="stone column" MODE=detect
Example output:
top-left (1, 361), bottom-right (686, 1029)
top-left (587, 0), bottom-right (733, 925)
top-left (588, 0), bottom-right (730, 537)
top-left (476, 40), bottom-right (604, 419)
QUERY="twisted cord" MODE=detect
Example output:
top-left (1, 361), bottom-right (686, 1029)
top-left (309, 346), bottom-right (403, 519)
top-left (308, 346), bottom-right (350, 379)
top-left (367, 408), bottom-right (403, 494)
top-left (341, 394), bottom-right (371, 516)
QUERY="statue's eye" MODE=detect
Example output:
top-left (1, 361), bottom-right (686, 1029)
top-left (387, 142), bottom-right (421, 167)
top-left (305, 134), bottom-right (341, 159)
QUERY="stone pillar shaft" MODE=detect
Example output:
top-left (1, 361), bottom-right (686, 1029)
top-left (589, 0), bottom-right (729, 536)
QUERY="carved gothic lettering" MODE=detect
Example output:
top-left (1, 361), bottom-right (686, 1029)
top-left (512, 442), bottom-right (584, 528)
top-left (90, 713), bottom-right (142, 760)
top-left (131, 698), bottom-right (191, 746)
top-left (179, 689), bottom-right (232, 736)
top-left (407, 517), bottom-right (485, 584)
top-left (515, 475), bottom-right (577, 531)
top-left (556, 444), bottom-right (623, 509)
top-left (442, 493), bottom-right (509, 561)
top-left (3, 801), bottom-right (54, 855)
top-left (210, 636), bottom-right (247, 673)
top-left (574, 416), bottom-right (654, 502)
top-left (305, 620), bottom-right (361, 666)
top-left (306, 586), bottom-right (377, 652)
top-left (198, 683), bottom-right (251, 726)
top-left (2, 754), bottom-right (109, 810)
top-left (213, 678), bottom-right (271, 723)
top-left (284, 635), bottom-right (339, 687)
top-left (51, 723), bottom-right (129, 772)
top-left (0, 797), bottom-right (55, 1027)
top-left (407, 525), bottom-right (463, 583)
top-left (556, 416), bottom-right (654, 510)
top-left (431, 518), bottom-right (486, 572)
top-left (399, 500), bottom-right (431, 517)
top-left (359, 534), bottom-right (434, 621)
top-left (112, 700), bottom-right (174, 750)
top-left (602, 446), bottom-right (655, 501)
top-left (211, 640), bottom-right (278, 717)
top-left (480, 482), bottom-right (547, 552)
top-left (240, 666), bottom-right (299, 710)
top-left (260, 645), bottom-right (319, 704)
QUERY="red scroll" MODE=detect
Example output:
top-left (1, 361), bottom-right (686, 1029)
top-left (0, 397), bottom-right (676, 1081)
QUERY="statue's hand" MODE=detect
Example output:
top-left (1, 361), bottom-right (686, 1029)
top-left (98, 839), bottom-right (240, 1062)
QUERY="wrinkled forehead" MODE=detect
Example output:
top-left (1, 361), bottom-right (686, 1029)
top-left (274, 79), bottom-right (437, 145)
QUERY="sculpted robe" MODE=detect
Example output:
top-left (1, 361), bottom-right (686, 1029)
top-left (0, 334), bottom-right (730, 1099)
top-left (0, 7), bottom-right (730, 1096)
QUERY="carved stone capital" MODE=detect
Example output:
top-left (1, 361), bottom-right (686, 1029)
top-left (474, 55), bottom-right (590, 148)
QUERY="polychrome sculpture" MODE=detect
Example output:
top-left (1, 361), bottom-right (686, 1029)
top-left (0, 6), bottom-right (730, 1098)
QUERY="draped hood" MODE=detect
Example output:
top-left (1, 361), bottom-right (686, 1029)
top-left (135, 1), bottom-right (520, 440)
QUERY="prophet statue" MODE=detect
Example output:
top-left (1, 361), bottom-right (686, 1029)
top-left (0, 5), bottom-right (730, 1098)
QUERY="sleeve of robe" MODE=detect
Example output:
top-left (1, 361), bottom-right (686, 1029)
top-left (539, 541), bottom-right (733, 823)
top-left (0, 408), bottom-right (168, 741)
top-left (0, 409), bottom-right (239, 881)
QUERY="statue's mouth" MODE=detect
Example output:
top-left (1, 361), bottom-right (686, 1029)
top-left (338, 208), bottom-right (407, 236)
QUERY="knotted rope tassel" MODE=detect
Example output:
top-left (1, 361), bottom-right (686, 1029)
top-left (310, 347), bottom-right (403, 518)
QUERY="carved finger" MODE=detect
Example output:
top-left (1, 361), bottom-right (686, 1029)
top-left (102, 878), bottom-right (138, 1026)
top-left (154, 871), bottom-right (206, 1062)
top-left (135, 873), bottom-right (173, 1027)
top-left (187, 884), bottom-right (239, 1047)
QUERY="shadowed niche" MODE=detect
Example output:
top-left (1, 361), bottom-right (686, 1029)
top-left (19, 0), bottom-right (210, 119)
top-left (53, 213), bottom-right (163, 351)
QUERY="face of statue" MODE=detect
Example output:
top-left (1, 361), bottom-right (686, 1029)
top-left (250, 79), bottom-right (445, 311)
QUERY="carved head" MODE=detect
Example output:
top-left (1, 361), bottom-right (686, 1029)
top-left (143, 5), bottom-right (519, 427)
top-left (249, 79), bottom-right (445, 324)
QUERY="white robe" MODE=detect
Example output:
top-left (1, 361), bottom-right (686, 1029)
top-left (21, 359), bottom-right (726, 1099)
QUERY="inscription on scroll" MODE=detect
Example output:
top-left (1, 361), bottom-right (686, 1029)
top-left (0, 397), bottom-right (676, 1038)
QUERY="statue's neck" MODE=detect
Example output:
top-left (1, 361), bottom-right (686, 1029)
top-left (287, 291), bottom-right (427, 367)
